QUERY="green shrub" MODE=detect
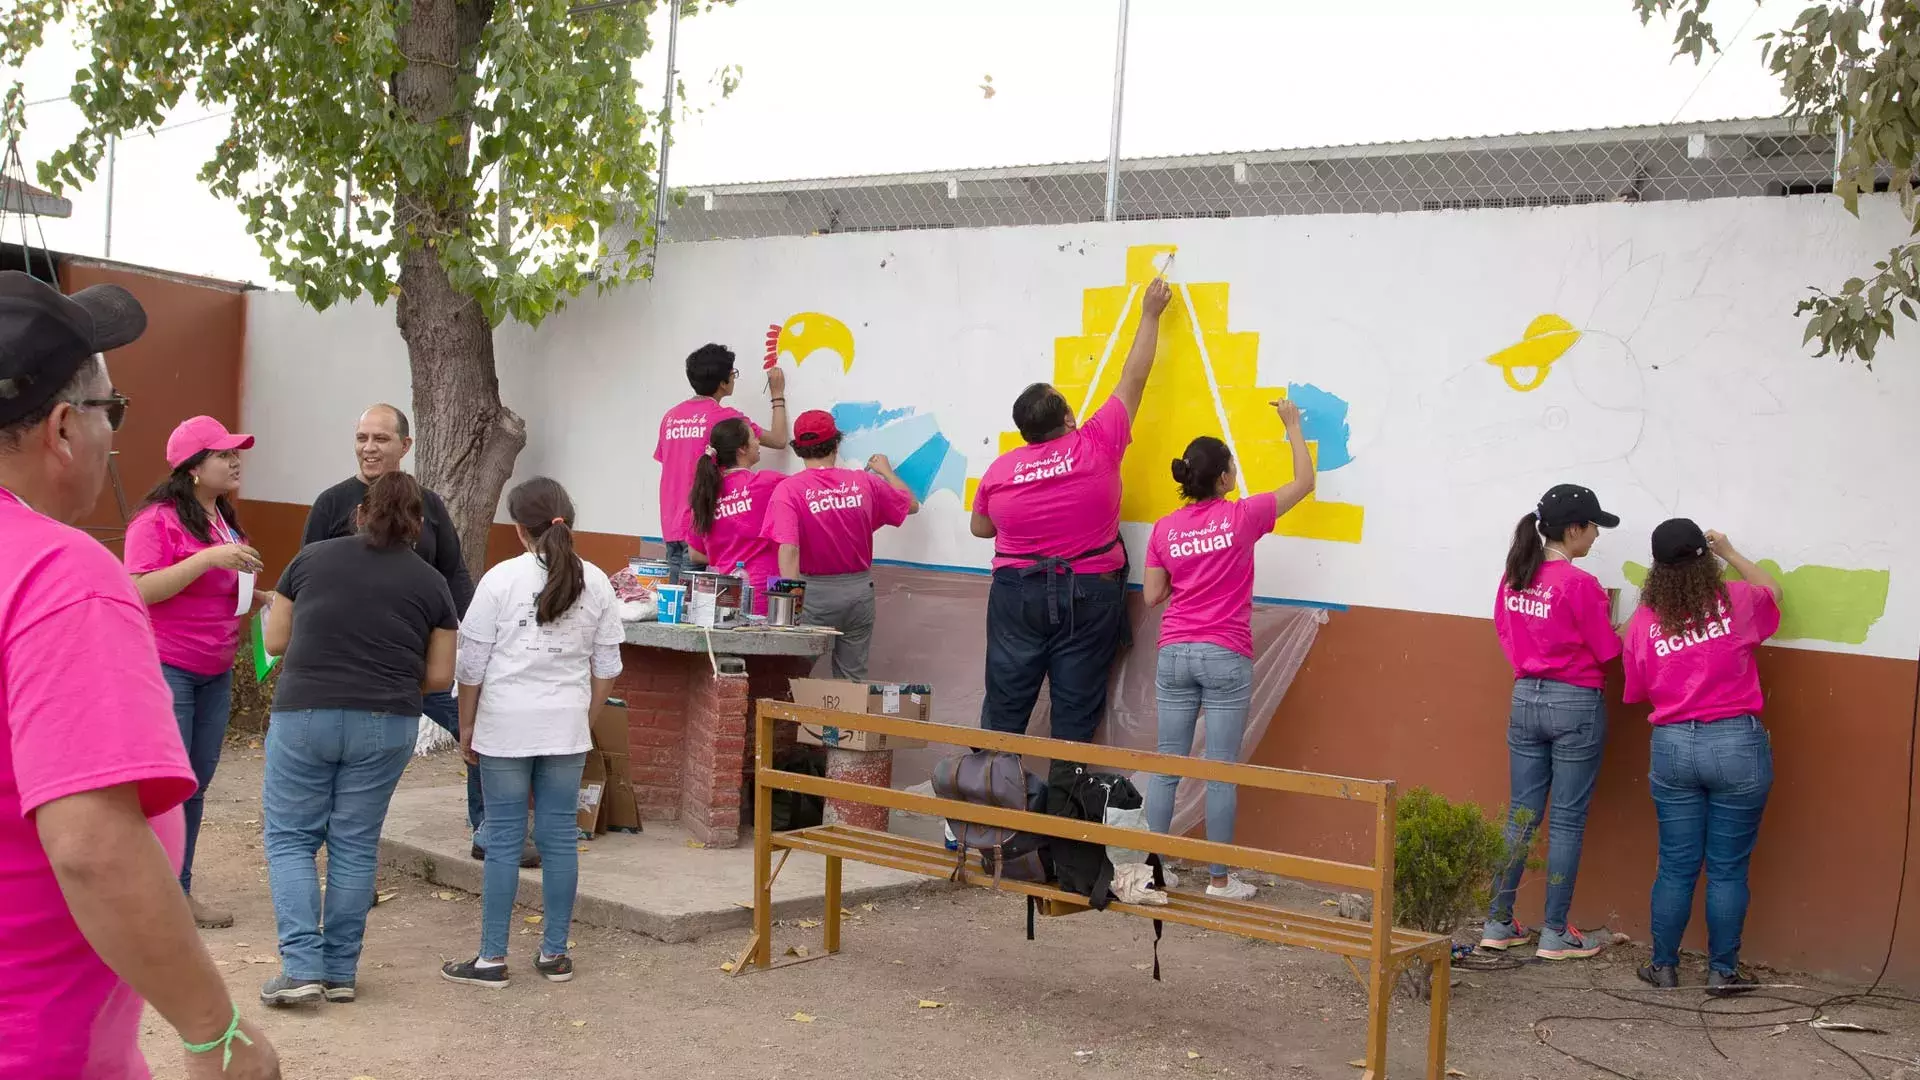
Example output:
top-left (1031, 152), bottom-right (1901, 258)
top-left (1392, 786), bottom-right (1523, 937)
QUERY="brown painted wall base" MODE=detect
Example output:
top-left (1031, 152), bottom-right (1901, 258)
top-left (234, 500), bottom-right (1920, 984)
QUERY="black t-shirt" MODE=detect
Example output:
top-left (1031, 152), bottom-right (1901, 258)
top-left (271, 536), bottom-right (458, 717)
top-left (301, 475), bottom-right (475, 615)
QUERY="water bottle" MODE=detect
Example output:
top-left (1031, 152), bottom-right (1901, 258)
top-left (732, 560), bottom-right (753, 621)
top-left (943, 822), bottom-right (958, 851)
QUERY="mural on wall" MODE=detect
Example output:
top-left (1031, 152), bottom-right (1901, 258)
top-left (965, 244), bottom-right (1366, 544)
top-left (832, 401), bottom-right (969, 504)
top-left (1485, 313), bottom-right (1581, 392)
top-left (765, 312), bottom-right (855, 371)
top-left (1621, 560), bottom-right (1891, 646)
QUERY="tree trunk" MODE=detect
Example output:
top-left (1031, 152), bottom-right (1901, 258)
top-left (392, 0), bottom-right (520, 579)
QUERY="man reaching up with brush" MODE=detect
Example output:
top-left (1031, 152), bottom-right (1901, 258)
top-left (970, 277), bottom-right (1172, 743)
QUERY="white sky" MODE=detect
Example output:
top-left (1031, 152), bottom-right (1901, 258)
top-left (2, 0), bottom-right (1795, 286)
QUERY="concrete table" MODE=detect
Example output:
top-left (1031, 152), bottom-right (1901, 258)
top-left (613, 622), bottom-right (833, 848)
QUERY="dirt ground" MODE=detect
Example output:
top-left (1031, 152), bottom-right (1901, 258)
top-left (137, 743), bottom-right (1920, 1080)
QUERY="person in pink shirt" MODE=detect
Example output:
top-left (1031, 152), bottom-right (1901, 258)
top-left (763, 410), bottom-right (916, 680)
top-left (1623, 519), bottom-right (1782, 995)
top-left (123, 414), bottom-right (264, 930)
top-left (653, 344), bottom-right (789, 584)
top-left (1478, 483), bottom-right (1624, 963)
top-left (0, 270), bottom-right (279, 1078)
top-left (971, 277), bottom-right (1171, 743)
top-left (1141, 398), bottom-right (1315, 900)
top-left (688, 417), bottom-right (784, 615)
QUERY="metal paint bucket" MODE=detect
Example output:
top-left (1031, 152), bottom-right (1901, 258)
top-left (766, 578), bottom-right (806, 627)
top-left (685, 570), bottom-right (742, 628)
top-left (628, 557), bottom-right (671, 595)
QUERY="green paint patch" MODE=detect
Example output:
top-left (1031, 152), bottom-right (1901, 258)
top-left (1620, 561), bottom-right (1890, 645)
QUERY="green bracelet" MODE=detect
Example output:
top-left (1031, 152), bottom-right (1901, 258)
top-left (182, 1003), bottom-right (252, 1070)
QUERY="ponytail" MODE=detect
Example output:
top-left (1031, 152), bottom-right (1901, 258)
top-left (1504, 512), bottom-right (1544, 592)
top-left (507, 477), bottom-right (585, 625)
top-left (690, 418), bottom-right (754, 534)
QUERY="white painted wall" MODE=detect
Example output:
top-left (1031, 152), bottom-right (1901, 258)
top-left (242, 197), bottom-right (1920, 661)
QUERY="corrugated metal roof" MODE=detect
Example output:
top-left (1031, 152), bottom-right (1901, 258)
top-left (686, 116), bottom-right (1816, 195)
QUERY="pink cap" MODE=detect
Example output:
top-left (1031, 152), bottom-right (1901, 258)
top-left (166, 415), bottom-right (255, 468)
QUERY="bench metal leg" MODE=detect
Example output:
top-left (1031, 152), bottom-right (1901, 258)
top-left (824, 855), bottom-right (843, 954)
top-left (1425, 951), bottom-right (1450, 1080)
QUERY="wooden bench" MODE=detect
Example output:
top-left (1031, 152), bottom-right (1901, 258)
top-left (737, 701), bottom-right (1452, 1080)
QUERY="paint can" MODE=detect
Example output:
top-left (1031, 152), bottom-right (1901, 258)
top-left (629, 557), bottom-right (671, 595)
top-left (654, 584), bottom-right (687, 625)
top-left (766, 578), bottom-right (806, 627)
top-left (685, 570), bottom-right (742, 628)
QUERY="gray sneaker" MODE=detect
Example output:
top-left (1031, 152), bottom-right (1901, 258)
top-left (259, 974), bottom-right (324, 1007)
top-left (1478, 918), bottom-right (1532, 951)
top-left (1535, 925), bottom-right (1604, 961)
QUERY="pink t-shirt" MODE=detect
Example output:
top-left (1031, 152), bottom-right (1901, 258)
top-left (123, 502), bottom-right (244, 677)
top-left (1146, 493), bottom-right (1281, 658)
top-left (691, 469), bottom-right (785, 614)
top-left (975, 397), bottom-right (1131, 574)
top-left (1623, 580), bottom-right (1781, 725)
top-left (762, 467), bottom-right (913, 577)
top-left (653, 397), bottom-right (763, 544)
top-left (1493, 559), bottom-right (1623, 690)
top-left (0, 488), bottom-right (197, 1080)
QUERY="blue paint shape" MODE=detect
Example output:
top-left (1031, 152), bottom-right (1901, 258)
top-left (833, 400), bottom-right (915, 433)
top-left (1285, 382), bottom-right (1353, 471)
top-left (828, 400), bottom-right (969, 503)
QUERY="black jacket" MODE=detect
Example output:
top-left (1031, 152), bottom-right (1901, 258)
top-left (301, 475), bottom-right (475, 616)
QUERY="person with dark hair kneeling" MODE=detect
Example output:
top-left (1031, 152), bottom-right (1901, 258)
top-left (442, 478), bottom-right (624, 989)
top-left (260, 473), bottom-right (458, 1006)
top-left (1480, 484), bottom-right (1622, 961)
top-left (1141, 399), bottom-right (1315, 899)
top-left (972, 278), bottom-right (1171, 742)
top-left (688, 417), bottom-right (784, 614)
top-left (124, 415), bottom-right (263, 929)
top-left (1625, 519), bottom-right (1781, 995)
top-left (764, 411), bottom-right (915, 680)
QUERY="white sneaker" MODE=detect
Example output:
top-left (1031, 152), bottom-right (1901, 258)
top-left (1205, 876), bottom-right (1258, 901)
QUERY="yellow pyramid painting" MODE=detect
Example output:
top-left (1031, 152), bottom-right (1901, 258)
top-left (966, 244), bottom-right (1363, 544)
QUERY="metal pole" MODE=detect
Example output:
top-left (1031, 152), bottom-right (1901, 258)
top-left (650, 0), bottom-right (682, 260)
top-left (344, 173), bottom-right (354, 242)
top-left (1102, 0), bottom-right (1131, 223)
top-left (496, 163), bottom-right (508, 247)
top-left (1834, 119), bottom-right (1849, 186)
top-left (102, 134), bottom-right (116, 258)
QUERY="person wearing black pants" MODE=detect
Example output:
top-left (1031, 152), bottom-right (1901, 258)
top-left (969, 277), bottom-right (1170, 741)
top-left (301, 403), bottom-right (535, 868)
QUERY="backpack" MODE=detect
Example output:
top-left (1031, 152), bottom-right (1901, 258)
top-left (932, 750), bottom-right (1053, 888)
top-left (1049, 762), bottom-right (1168, 980)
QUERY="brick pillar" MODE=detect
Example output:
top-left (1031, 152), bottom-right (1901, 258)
top-left (614, 646), bottom-right (691, 822)
top-left (681, 662), bottom-right (750, 847)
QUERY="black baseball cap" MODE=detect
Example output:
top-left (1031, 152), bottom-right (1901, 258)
top-left (1652, 517), bottom-right (1710, 565)
top-left (0, 270), bottom-right (147, 427)
top-left (1537, 483), bottom-right (1620, 530)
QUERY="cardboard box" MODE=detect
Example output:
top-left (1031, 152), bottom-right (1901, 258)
top-left (601, 751), bottom-right (642, 832)
top-left (789, 678), bottom-right (932, 751)
top-left (592, 700), bottom-right (632, 758)
top-left (577, 750), bottom-right (608, 836)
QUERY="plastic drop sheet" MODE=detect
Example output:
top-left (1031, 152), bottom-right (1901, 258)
top-left (863, 565), bottom-right (1325, 837)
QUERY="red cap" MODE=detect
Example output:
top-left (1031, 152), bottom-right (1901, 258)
top-left (166, 415), bottom-right (255, 468)
top-left (792, 409), bottom-right (839, 446)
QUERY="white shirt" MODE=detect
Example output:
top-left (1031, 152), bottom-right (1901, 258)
top-left (459, 553), bottom-right (625, 758)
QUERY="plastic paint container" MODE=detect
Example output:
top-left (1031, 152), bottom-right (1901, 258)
top-left (654, 584), bottom-right (687, 625)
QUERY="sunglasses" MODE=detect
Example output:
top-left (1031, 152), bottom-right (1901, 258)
top-left (77, 391), bottom-right (130, 431)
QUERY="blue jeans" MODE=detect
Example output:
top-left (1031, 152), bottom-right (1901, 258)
top-left (980, 568), bottom-right (1126, 742)
top-left (1146, 642), bottom-right (1254, 878)
top-left (263, 709), bottom-right (416, 983)
top-left (422, 690), bottom-right (484, 832)
top-left (663, 540), bottom-right (692, 584)
top-left (161, 665), bottom-right (233, 894)
top-left (478, 752), bottom-right (587, 960)
top-left (1488, 679), bottom-right (1607, 933)
top-left (1649, 715), bottom-right (1773, 974)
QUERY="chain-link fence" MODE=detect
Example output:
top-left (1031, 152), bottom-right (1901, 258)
top-left (659, 118), bottom-right (1835, 244)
